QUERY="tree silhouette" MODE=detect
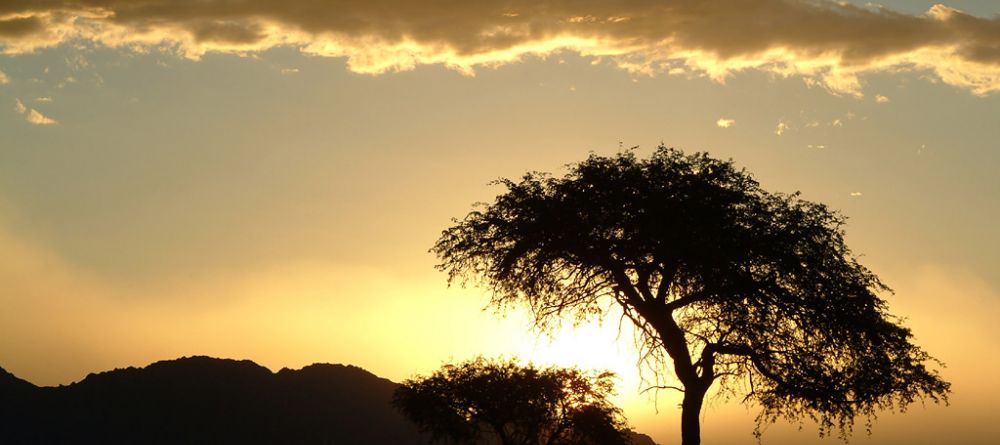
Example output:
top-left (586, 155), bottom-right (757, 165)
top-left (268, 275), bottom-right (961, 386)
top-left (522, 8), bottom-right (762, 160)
top-left (393, 358), bottom-right (632, 445)
top-left (432, 146), bottom-right (950, 445)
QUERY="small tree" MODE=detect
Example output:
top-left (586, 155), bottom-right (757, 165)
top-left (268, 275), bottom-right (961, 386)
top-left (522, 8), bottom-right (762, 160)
top-left (432, 146), bottom-right (949, 445)
top-left (393, 358), bottom-right (632, 445)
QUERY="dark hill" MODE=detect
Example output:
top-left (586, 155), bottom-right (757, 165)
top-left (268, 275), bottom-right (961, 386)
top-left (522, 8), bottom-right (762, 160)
top-left (1, 365), bottom-right (36, 393)
top-left (0, 357), bottom-right (658, 445)
top-left (0, 356), bottom-right (424, 444)
top-left (0, 365), bottom-right (37, 410)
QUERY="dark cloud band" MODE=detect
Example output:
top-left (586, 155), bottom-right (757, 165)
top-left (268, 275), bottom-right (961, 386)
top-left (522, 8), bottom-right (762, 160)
top-left (1, 1), bottom-right (998, 95)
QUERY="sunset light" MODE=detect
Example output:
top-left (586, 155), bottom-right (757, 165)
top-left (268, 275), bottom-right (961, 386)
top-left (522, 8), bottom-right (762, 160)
top-left (2, 1), bottom-right (998, 444)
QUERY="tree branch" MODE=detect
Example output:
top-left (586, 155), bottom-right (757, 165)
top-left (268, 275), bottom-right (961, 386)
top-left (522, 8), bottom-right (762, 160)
top-left (608, 261), bottom-right (700, 386)
top-left (663, 288), bottom-right (713, 312)
top-left (707, 343), bottom-right (790, 389)
top-left (654, 259), bottom-right (678, 304)
top-left (641, 385), bottom-right (685, 394)
top-left (636, 267), bottom-right (655, 302)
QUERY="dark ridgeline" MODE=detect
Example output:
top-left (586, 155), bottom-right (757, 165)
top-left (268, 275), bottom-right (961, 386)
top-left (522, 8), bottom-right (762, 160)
top-left (1, 365), bottom-right (37, 429)
top-left (0, 356), bottom-right (423, 444)
top-left (0, 357), bottom-right (659, 445)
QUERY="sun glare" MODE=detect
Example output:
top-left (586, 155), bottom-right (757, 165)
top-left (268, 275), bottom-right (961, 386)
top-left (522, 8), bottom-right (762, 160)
top-left (510, 315), bottom-right (649, 405)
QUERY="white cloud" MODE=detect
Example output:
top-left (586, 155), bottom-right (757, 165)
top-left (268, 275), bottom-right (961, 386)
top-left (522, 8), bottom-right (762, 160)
top-left (26, 109), bottom-right (58, 125)
top-left (831, 118), bottom-right (843, 127)
top-left (875, 94), bottom-right (890, 103)
top-left (716, 118), bottom-right (735, 128)
top-left (14, 98), bottom-right (27, 114)
top-left (850, 191), bottom-right (863, 197)
top-left (35, 97), bottom-right (53, 103)
top-left (0, 1), bottom-right (999, 95)
top-left (807, 144), bottom-right (826, 149)
top-left (0, 70), bottom-right (8, 85)
top-left (280, 68), bottom-right (299, 74)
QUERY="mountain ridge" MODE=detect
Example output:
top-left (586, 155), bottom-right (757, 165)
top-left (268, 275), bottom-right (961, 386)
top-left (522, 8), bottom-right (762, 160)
top-left (0, 356), bottom-right (658, 445)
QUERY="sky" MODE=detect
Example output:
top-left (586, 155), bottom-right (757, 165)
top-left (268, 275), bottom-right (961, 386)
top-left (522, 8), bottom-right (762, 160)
top-left (1, 1), bottom-right (999, 443)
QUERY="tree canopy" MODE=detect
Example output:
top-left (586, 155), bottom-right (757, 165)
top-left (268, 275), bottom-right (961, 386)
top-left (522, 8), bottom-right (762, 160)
top-left (392, 358), bottom-right (631, 445)
top-left (432, 146), bottom-right (950, 444)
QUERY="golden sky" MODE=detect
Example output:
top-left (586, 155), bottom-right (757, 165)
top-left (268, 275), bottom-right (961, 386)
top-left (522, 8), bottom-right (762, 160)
top-left (2, 1), bottom-right (999, 443)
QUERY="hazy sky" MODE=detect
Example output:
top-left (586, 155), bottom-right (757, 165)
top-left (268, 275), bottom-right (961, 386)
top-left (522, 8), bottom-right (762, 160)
top-left (2, 1), bottom-right (999, 443)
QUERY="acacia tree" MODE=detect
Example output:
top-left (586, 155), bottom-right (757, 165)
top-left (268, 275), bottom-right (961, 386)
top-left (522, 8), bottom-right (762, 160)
top-left (432, 146), bottom-right (949, 445)
top-left (392, 358), bottom-right (631, 445)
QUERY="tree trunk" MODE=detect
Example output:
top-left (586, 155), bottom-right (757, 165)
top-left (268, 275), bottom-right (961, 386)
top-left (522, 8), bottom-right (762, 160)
top-left (680, 388), bottom-right (706, 445)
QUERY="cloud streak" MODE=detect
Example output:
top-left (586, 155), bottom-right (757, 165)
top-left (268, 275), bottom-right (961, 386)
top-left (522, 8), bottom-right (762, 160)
top-left (27, 108), bottom-right (57, 124)
top-left (1, 1), bottom-right (999, 95)
top-left (14, 97), bottom-right (57, 124)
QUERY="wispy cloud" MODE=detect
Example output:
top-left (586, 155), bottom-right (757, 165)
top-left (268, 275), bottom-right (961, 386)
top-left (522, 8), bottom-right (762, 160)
top-left (14, 98), bottom-right (58, 125)
top-left (716, 118), bottom-right (735, 128)
top-left (36, 97), bottom-right (53, 103)
top-left (850, 191), bottom-right (863, 197)
top-left (27, 109), bottom-right (58, 125)
top-left (279, 68), bottom-right (299, 75)
top-left (0, 1), bottom-right (999, 95)
top-left (875, 94), bottom-right (891, 103)
top-left (0, 69), bottom-right (8, 85)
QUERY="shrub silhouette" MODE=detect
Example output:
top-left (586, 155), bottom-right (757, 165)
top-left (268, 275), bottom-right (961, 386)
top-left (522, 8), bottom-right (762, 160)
top-left (393, 358), bottom-right (632, 445)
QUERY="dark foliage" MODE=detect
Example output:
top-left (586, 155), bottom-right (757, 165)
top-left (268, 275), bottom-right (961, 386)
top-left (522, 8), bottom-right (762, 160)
top-left (393, 358), bottom-right (633, 445)
top-left (0, 356), bottom-right (426, 444)
top-left (432, 146), bottom-right (950, 444)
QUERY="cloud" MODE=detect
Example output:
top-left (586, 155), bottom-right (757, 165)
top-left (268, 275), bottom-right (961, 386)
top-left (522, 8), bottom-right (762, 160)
top-left (14, 97), bottom-right (58, 124)
top-left (27, 108), bottom-right (57, 125)
top-left (876, 94), bottom-right (891, 103)
top-left (279, 68), bottom-right (299, 75)
top-left (0, 69), bottom-right (8, 84)
top-left (0, 1), bottom-right (999, 95)
top-left (35, 96), bottom-right (52, 103)
top-left (716, 118), bottom-right (735, 128)
top-left (850, 191), bottom-right (863, 196)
